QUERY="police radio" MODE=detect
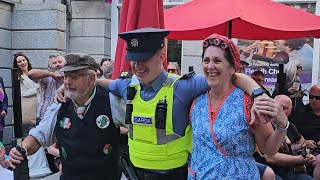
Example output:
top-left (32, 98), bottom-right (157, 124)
top-left (125, 86), bottom-right (136, 124)
top-left (155, 97), bottom-right (167, 129)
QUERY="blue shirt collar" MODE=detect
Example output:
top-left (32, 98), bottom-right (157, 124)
top-left (141, 69), bottom-right (167, 92)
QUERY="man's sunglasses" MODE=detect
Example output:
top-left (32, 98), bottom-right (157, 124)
top-left (309, 95), bottom-right (320, 100)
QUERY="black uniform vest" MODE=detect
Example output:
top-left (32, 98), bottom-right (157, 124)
top-left (55, 85), bottom-right (120, 180)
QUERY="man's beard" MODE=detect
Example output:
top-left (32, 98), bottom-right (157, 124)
top-left (65, 88), bottom-right (88, 101)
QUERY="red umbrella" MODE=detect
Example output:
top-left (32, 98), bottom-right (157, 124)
top-left (164, 0), bottom-right (320, 40)
top-left (112, 0), bottom-right (167, 79)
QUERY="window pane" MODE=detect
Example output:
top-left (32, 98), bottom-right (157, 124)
top-left (167, 40), bottom-right (182, 67)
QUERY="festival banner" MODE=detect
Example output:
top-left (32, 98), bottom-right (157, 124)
top-left (237, 3), bottom-right (315, 96)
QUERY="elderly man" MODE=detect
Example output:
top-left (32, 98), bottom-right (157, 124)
top-left (257, 95), bottom-right (314, 180)
top-left (10, 53), bottom-right (120, 180)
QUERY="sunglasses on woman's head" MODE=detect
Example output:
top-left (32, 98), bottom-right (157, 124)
top-left (297, 66), bottom-right (303, 70)
top-left (309, 94), bottom-right (320, 100)
top-left (203, 38), bottom-right (228, 49)
top-left (13, 52), bottom-right (25, 57)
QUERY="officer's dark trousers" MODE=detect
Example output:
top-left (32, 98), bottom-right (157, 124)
top-left (119, 134), bottom-right (129, 177)
top-left (134, 166), bottom-right (187, 180)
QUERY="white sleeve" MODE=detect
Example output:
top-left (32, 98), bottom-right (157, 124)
top-left (29, 103), bottom-right (62, 147)
top-left (109, 93), bottom-right (127, 128)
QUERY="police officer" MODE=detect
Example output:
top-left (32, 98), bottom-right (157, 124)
top-left (103, 28), bottom-right (266, 179)
top-left (9, 53), bottom-right (120, 180)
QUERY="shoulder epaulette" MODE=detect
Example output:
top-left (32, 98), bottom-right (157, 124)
top-left (180, 71), bottom-right (195, 80)
top-left (118, 71), bottom-right (133, 79)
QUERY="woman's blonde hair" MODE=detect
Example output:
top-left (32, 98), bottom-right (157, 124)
top-left (284, 60), bottom-right (302, 84)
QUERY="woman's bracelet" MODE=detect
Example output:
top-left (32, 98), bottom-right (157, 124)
top-left (275, 121), bottom-right (290, 133)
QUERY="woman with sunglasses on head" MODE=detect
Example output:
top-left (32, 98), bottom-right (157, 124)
top-left (273, 60), bottom-right (305, 111)
top-left (188, 34), bottom-right (288, 179)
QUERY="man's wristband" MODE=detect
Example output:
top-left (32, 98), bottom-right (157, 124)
top-left (275, 121), bottom-right (290, 133)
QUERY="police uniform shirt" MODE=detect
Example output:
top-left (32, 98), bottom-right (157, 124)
top-left (108, 69), bottom-right (208, 136)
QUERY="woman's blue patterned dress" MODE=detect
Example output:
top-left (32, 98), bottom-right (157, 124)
top-left (188, 87), bottom-right (259, 180)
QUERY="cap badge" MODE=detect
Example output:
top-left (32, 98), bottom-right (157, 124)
top-left (96, 115), bottom-right (110, 129)
top-left (131, 39), bottom-right (139, 47)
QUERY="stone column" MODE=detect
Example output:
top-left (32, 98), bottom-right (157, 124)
top-left (12, 2), bottom-right (66, 68)
top-left (0, 0), bottom-right (15, 147)
top-left (68, 0), bottom-right (111, 62)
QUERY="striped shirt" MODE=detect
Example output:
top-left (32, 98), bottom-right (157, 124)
top-left (37, 77), bottom-right (63, 120)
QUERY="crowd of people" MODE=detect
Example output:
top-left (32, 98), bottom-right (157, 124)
top-left (0, 27), bottom-right (318, 180)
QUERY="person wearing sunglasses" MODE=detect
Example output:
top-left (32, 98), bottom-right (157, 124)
top-left (167, 62), bottom-right (181, 75)
top-left (273, 60), bottom-right (305, 111)
top-left (291, 84), bottom-right (320, 178)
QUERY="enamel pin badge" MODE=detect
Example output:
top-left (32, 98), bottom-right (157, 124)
top-left (103, 144), bottom-right (112, 154)
top-left (96, 115), bottom-right (110, 129)
top-left (59, 117), bottom-right (71, 129)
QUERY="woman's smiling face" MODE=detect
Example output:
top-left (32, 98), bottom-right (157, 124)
top-left (16, 56), bottom-right (29, 72)
top-left (202, 46), bottom-right (235, 88)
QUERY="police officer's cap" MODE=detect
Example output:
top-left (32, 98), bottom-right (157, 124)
top-left (60, 53), bottom-right (99, 72)
top-left (119, 28), bottom-right (170, 61)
